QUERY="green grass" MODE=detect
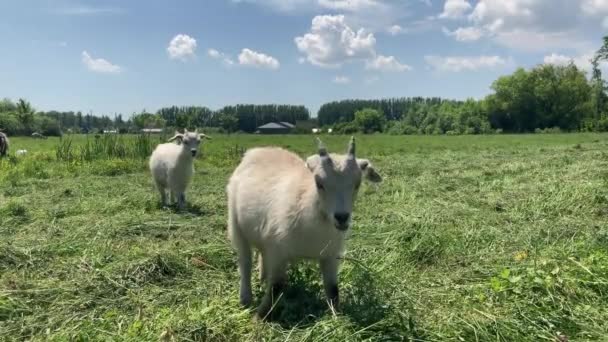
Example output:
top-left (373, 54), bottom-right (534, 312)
top-left (1, 133), bottom-right (608, 341)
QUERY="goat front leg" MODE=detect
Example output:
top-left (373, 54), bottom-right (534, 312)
top-left (320, 257), bottom-right (340, 312)
top-left (256, 253), bottom-right (287, 321)
top-left (177, 192), bottom-right (186, 210)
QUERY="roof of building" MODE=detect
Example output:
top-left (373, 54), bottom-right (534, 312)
top-left (279, 121), bottom-right (295, 128)
top-left (258, 122), bottom-right (290, 129)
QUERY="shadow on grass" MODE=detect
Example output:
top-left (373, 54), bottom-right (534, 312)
top-left (156, 202), bottom-right (206, 216)
top-left (260, 262), bottom-right (399, 333)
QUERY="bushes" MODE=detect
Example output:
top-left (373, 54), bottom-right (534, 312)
top-left (354, 108), bottom-right (385, 134)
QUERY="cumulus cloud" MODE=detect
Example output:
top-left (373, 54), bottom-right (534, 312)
top-left (442, 26), bottom-right (483, 42)
top-left (333, 75), bottom-right (351, 84)
top-left (387, 24), bottom-right (405, 35)
top-left (439, 0), bottom-right (472, 19)
top-left (366, 55), bottom-right (411, 72)
top-left (167, 34), bottom-right (197, 61)
top-left (238, 48), bottom-right (280, 69)
top-left (295, 14), bottom-right (376, 67)
top-left (542, 52), bottom-right (608, 74)
top-left (439, 0), bottom-right (600, 52)
top-left (81, 51), bottom-right (122, 73)
top-left (208, 48), bottom-right (235, 66)
top-left (425, 55), bottom-right (507, 72)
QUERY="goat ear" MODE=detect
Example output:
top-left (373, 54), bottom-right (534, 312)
top-left (357, 159), bottom-right (382, 183)
top-left (168, 134), bottom-right (184, 143)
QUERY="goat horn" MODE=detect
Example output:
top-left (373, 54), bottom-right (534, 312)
top-left (316, 137), bottom-right (328, 157)
top-left (347, 136), bottom-right (355, 158)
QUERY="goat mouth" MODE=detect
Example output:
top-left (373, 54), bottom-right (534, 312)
top-left (335, 223), bottom-right (349, 231)
top-left (191, 151), bottom-right (197, 157)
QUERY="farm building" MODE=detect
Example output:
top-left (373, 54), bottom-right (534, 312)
top-left (256, 122), bottom-right (295, 134)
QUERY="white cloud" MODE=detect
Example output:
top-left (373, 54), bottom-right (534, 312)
top-left (442, 26), bottom-right (483, 42)
top-left (208, 49), bottom-right (221, 59)
top-left (233, 0), bottom-right (407, 32)
top-left (333, 75), bottom-right (351, 84)
top-left (439, 0), bottom-right (472, 19)
top-left (238, 48), bottom-right (280, 69)
top-left (81, 51), bottom-right (122, 74)
top-left (543, 52), bottom-right (602, 73)
top-left (387, 25), bottom-right (405, 35)
top-left (167, 34), bottom-right (197, 61)
top-left (582, 0), bottom-right (608, 15)
top-left (208, 48), bottom-right (235, 66)
top-left (425, 55), bottom-right (507, 72)
top-left (492, 30), bottom-right (590, 52)
top-left (366, 55), bottom-right (411, 72)
top-left (463, 0), bottom-right (585, 50)
top-left (318, 0), bottom-right (380, 11)
top-left (295, 14), bottom-right (376, 67)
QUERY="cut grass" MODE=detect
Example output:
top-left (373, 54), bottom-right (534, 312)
top-left (1, 133), bottom-right (607, 341)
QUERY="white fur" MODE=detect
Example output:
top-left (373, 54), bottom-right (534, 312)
top-left (227, 138), bottom-right (381, 319)
top-left (149, 142), bottom-right (194, 208)
top-left (149, 130), bottom-right (209, 209)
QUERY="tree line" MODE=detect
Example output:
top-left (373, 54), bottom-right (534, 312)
top-left (0, 102), bottom-right (310, 136)
top-left (321, 62), bottom-right (606, 134)
top-left (2, 37), bottom-right (608, 136)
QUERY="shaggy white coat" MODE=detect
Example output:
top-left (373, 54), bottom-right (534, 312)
top-left (149, 142), bottom-right (195, 207)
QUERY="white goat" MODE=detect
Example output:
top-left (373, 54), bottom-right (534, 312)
top-left (227, 137), bottom-right (382, 319)
top-left (149, 129), bottom-right (211, 209)
top-left (0, 132), bottom-right (8, 157)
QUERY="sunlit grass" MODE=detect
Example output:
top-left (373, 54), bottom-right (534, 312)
top-left (1, 133), bottom-right (608, 341)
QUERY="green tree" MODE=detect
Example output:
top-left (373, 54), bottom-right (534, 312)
top-left (218, 113), bottom-right (239, 133)
top-left (354, 108), bottom-right (385, 133)
top-left (15, 98), bottom-right (35, 134)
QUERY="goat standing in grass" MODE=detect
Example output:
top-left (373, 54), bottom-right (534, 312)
top-left (0, 131), bottom-right (8, 157)
top-left (227, 137), bottom-right (382, 320)
top-left (149, 129), bottom-right (211, 209)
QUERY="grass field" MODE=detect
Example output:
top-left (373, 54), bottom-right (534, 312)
top-left (1, 133), bottom-right (608, 341)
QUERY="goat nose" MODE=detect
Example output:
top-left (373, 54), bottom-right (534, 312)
top-left (334, 213), bottom-right (350, 224)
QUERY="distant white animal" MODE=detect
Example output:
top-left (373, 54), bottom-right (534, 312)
top-left (31, 132), bottom-right (47, 139)
top-left (0, 132), bottom-right (8, 157)
top-left (149, 129), bottom-right (211, 209)
top-left (312, 128), bottom-right (320, 134)
top-left (227, 137), bottom-right (382, 320)
top-left (328, 128), bottom-right (333, 134)
top-left (15, 149), bottom-right (27, 156)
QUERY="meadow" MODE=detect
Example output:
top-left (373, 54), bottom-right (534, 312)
top-left (1, 133), bottom-right (608, 341)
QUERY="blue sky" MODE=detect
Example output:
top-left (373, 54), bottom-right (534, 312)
top-left (1, 0), bottom-right (607, 117)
